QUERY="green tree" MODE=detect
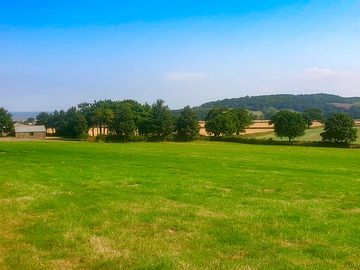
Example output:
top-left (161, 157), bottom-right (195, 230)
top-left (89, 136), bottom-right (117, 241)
top-left (36, 112), bottom-right (50, 127)
top-left (0, 107), bottom-right (14, 136)
top-left (78, 102), bottom-right (96, 136)
top-left (67, 108), bottom-right (88, 138)
top-left (231, 108), bottom-right (253, 134)
top-left (270, 110), bottom-right (307, 141)
top-left (321, 113), bottom-right (358, 143)
top-left (56, 108), bottom-right (88, 138)
top-left (92, 101), bottom-right (115, 134)
top-left (205, 111), bottom-right (237, 136)
top-left (48, 110), bottom-right (67, 134)
top-left (302, 109), bottom-right (324, 128)
top-left (137, 103), bottom-right (153, 136)
top-left (205, 108), bottom-right (225, 121)
top-left (109, 103), bottom-right (136, 138)
top-left (175, 106), bottom-right (199, 140)
top-left (150, 99), bottom-right (175, 140)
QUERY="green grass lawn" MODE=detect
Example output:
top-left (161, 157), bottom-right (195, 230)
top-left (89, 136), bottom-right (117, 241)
top-left (1, 141), bottom-right (360, 269)
top-left (252, 127), bottom-right (360, 143)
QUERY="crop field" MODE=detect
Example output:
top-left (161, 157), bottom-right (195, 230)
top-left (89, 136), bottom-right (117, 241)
top-left (1, 141), bottom-right (360, 269)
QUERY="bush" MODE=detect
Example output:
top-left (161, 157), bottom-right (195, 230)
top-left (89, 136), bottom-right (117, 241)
top-left (87, 136), bottom-right (96, 142)
top-left (78, 133), bottom-right (89, 141)
top-left (95, 134), bottom-right (108, 142)
top-left (94, 134), bottom-right (146, 143)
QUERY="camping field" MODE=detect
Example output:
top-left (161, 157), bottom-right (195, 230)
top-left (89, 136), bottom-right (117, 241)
top-left (0, 141), bottom-right (360, 269)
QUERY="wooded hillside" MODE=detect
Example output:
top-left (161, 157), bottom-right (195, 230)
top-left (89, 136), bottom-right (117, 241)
top-left (192, 94), bottom-right (360, 119)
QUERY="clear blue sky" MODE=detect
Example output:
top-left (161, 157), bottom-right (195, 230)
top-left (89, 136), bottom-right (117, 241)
top-left (1, 0), bottom-right (360, 111)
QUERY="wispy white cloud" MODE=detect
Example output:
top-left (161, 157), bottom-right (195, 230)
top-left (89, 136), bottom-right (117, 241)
top-left (165, 72), bottom-right (206, 81)
top-left (305, 67), bottom-right (350, 79)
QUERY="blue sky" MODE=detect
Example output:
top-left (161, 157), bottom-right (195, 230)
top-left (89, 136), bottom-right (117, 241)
top-left (1, 1), bottom-right (360, 111)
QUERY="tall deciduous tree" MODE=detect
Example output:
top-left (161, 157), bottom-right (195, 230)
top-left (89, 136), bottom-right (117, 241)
top-left (176, 106), bottom-right (199, 140)
top-left (205, 110), bottom-right (237, 136)
top-left (270, 110), bottom-right (307, 141)
top-left (205, 108), bottom-right (225, 121)
top-left (92, 101), bottom-right (115, 134)
top-left (109, 103), bottom-right (136, 138)
top-left (321, 113), bottom-right (358, 143)
top-left (231, 108), bottom-right (253, 134)
top-left (0, 107), bottom-right (14, 136)
top-left (302, 109), bottom-right (324, 128)
top-left (137, 103), bottom-right (153, 136)
top-left (78, 102), bottom-right (96, 136)
top-left (150, 99), bottom-right (174, 140)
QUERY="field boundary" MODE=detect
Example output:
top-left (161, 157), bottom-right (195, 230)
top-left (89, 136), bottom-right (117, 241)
top-left (197, 136), bottom-right (360, 149)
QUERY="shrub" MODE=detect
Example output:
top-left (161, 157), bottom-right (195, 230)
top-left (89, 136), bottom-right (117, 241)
top-left (79, 133), bottom-right (89, 141)
top-left (95, 134), bottom-right (108, 142)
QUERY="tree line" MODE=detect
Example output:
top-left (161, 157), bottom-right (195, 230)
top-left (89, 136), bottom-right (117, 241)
top-left (35, 99), bottom-right (200, 141)
top-left (34, 99), bottom-right (255, 140)
top-left (1, 99), bottom-right (358, 144)
top-left (270, 110), bottom-right (358, 143)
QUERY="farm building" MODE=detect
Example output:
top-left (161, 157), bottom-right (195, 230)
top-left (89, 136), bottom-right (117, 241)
top-left (14, 124), bottom-right (46, 139)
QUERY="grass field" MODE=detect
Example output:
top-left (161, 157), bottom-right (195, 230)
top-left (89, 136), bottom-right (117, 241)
top-left (1, 141), bottom-right (360, 269)
top-left (252, 127), bottom-right (360, 143)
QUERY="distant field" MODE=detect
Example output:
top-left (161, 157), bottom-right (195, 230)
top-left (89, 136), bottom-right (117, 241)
top-left (251, 127), bottom-right (360, 143)
top-left (1, 141), bottom-right (360, 269)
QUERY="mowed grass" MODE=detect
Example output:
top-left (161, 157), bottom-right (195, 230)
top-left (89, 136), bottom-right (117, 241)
top-left (253, 127), bottom-right (360, 143)
top-left (0, 141), bottom-right (360, 270)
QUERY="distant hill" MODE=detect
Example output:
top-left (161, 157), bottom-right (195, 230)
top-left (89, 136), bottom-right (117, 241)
top-left (193, 93), bottom-right (360, 119)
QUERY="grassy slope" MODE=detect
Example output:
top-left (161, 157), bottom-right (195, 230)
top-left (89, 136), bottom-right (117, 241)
top-left (0, 141), bottom-right (360, 270)
top-left (252, 127), bottom-right (360, 143)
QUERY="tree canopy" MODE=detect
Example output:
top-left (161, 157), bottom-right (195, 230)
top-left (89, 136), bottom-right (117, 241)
top-left (0, 107), bottom-right (14, 136)
top-left (205, 109), bottom-right (233, 136)
top-left (175, 106), bottom-right (199, 140)
top-left (60, 107), bottom-right (89, 138)
top-left (109, 103), bottom-right (136, 138)
top-left (149, 99), bottom-right (175, 140)
top-left (270, 110), bottom-right (307, 141)
top-left (204, 108), bottom-right (253, 136)
top-left (302, 109), bottom-right (324, 128)
top-left (36, 112), bottom-right (50, 126)
top-left (231, 108), bottom-right (253, 134)
top-left (321, 113), bottom-right (358, 143)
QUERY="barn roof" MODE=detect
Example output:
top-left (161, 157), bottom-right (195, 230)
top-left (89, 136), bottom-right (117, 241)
top-left (15, 124), bottom-right (46, 133)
